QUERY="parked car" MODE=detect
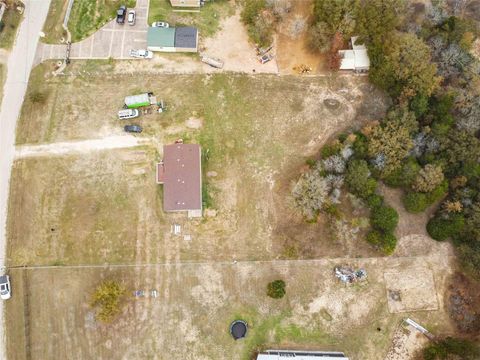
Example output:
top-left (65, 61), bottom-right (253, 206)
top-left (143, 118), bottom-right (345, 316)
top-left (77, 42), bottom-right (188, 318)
top-left (124, 125), bottom-right (143, 133)
top-left (0, 275), bottom-right (11, 300)
top-left (118, 109), bottom-right (139, 120)
top-left (127, 10), bottom-right (136, 25)
top-left (116, 5), bottom-right (127, 24)
top-left (129, 49), bottom-right (153, 59)
top-left (151, 21), bottom-right (169, 28)
top-left (259, 53), bottom-right (273, 64)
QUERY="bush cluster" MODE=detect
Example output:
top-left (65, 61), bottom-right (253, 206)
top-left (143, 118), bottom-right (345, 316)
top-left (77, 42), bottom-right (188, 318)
top-left (266, 280), bottom-right (286, 299)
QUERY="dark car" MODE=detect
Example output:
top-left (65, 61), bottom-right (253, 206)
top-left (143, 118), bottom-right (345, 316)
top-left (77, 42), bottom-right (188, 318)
top-left (116, 5), bottom-right (127, 24)
top-left (124, 124), bottom-right (143, 133)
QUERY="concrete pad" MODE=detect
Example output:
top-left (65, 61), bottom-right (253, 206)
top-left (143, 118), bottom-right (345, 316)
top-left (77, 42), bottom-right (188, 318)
top-left (110, 31), bottom-right (125, 58)
top-left (92, 30), bottom-right (111, 58)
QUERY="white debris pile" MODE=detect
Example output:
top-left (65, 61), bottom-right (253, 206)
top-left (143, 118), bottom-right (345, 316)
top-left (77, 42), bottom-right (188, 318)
top-left (334, 266), bottom-right (367, 283)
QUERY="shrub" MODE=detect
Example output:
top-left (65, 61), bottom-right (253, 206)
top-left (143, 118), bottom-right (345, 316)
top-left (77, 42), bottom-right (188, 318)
top-left (366, 230), bottom-right (397, 255)
top-left (292, 171), bottom-right (330, 221)
top-left (345, 159), bottom-right (377, 199)
top-left (371, 205), bottom-right (399, 233)
top-left (321, 142), bottom-right (342, 158)
top-left (267, 280), bottom-right (286, 299)
top-left (29, 90), bottom-right (47, 104)
top-left (352, 132), bottom-right (368, 159)
top-left (91, 281), bottom-right (126, 322)
top-left (403, 191), bottom-right (428, 213)
top-left (423, 337), bottom-right (480, 360)
top-left (366, 194), bottom-right (384, 208)
top-left (427, 214), bottom-right (465, 241)
top-left (241, 0), bottom-right (266, 25)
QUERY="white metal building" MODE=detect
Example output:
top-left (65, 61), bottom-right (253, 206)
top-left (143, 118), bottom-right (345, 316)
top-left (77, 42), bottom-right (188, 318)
top-left (339, 36), bottom-right (370, 72)
top-left (256, 350), bottom-right (349, 360)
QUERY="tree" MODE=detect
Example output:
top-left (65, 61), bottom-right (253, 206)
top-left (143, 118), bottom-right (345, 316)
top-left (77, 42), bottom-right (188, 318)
top-left (267, 280), bottom-right (286, 299)
top-left (440, 129), bottom-right (480, 176)
top-left (367, 120), bottom-right (414, 177)
top-left (345, 159), bottom-right (377, 199)
top-left (91, 281), bottom-right (126, 322)
top-left (355, 0), bottom-right (406, 44)
top-left (412, 164), bottom-right (444, 193)
top-left (371, 205), bottom-right (399, 233)
top-left (292, 170), bottom-right (330, 221)
top-left (369, 32), bottom-right (441, 101)
top-left (423, 337), bottom-right (480, 360)
top-left (308, 22), bottom-right (332, 53)
top-left (312, 0), bottom-right (357, 39)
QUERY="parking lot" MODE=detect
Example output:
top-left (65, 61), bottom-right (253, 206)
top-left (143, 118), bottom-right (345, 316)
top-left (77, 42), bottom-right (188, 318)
top-left (34, 0), bottom-right (149, 65)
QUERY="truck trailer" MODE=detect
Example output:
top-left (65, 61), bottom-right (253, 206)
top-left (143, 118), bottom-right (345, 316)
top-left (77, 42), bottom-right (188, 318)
top-left (124, 92), bottom-right (157, 108)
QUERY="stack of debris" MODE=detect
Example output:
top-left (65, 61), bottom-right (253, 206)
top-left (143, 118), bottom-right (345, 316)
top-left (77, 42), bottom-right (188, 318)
top-left (293, 64), bottom-right (312, 74)
top-left (334, 266), bottom-right (367, 283)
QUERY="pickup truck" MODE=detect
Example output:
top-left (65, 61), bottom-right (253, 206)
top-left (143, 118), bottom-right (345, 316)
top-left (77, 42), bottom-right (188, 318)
top-left (129, 49), bottom-right (153, 59)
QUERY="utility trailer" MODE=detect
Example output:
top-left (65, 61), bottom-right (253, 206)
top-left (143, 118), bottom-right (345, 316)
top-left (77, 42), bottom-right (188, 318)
top-left (124, 92), bottom-right (157, 109)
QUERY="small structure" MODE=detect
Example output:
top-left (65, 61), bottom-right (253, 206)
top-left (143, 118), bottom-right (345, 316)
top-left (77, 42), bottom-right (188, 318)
top-left (257, 350), bottom-right (349, 360)
top-left (157, 143), bottom-right (202, 217)
top-left (338, 36), bottom-right (370, 72)
top-left (147, 27), bottom-right (198, 53)
top-left (230, 320), bottom-right (248, 340)
top-left (124, 93), bottom-right (157, 108)
top-left (169, 0), bottom-right (201, 8)
top-left (201, 54), bottom-right (224, 69)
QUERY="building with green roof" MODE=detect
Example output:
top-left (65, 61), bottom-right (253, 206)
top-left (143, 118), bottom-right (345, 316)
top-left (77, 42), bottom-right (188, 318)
top-left (147, 27), bottom-right (176, 52)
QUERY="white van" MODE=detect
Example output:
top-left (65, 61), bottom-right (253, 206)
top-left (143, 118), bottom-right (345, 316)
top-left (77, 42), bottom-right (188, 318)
top-left (118, 109), bottom-right (139, 120)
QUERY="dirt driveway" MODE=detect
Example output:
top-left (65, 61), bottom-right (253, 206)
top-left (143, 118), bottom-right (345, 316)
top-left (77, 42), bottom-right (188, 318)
top-left (34, 0), bottom-right (150, 66)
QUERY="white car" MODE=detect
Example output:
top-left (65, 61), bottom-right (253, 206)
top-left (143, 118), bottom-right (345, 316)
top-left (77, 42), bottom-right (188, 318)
top-left (0, 275), bottom-right (11, 300)
top-left (128, 10), bottom-right (136, 26)
top-left (129, 49), bottom-right (153, 59)
top-left (151, 21), bottom-right (169, 28)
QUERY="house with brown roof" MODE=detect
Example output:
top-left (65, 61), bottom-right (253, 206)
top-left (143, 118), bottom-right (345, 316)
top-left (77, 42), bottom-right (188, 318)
top-left (156, 143), bottom-right (202, 217)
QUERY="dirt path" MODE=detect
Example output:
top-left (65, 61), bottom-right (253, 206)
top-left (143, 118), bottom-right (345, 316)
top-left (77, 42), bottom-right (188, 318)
top-left (15, 135), bottom-right (149, 159)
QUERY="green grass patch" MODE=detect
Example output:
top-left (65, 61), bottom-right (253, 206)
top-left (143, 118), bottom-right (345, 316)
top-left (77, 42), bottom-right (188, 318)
top-left (41, 0), bottom-right (68, 43)
top-left (148, 0), bottom-right (234, 37)
top-left (68, 0), bottom-right (136, 42)
top-left (0, 5), bottom-right (23, 49)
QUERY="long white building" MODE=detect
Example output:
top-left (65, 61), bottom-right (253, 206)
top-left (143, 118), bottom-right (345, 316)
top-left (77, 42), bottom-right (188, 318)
top-left (256, 350), bottom-right (349, 360)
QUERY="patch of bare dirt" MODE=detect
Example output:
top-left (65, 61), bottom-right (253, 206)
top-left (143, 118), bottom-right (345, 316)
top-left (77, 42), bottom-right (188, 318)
top-left (276, 0), bottom-right (325, 74)
top-left (201, 12), bottom-right (278, 74)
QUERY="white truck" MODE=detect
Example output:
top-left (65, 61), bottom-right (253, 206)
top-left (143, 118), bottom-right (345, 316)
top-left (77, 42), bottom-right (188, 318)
top-left (129, 49), bottom-right (153, 59)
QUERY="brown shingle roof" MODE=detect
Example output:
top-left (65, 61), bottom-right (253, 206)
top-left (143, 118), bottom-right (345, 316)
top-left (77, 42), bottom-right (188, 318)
top-left (159, 144), bottom-right (202, 212)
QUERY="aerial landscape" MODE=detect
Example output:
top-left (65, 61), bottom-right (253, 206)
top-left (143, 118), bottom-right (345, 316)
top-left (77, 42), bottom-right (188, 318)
top-left (0, 0), bottom-right (479, 359)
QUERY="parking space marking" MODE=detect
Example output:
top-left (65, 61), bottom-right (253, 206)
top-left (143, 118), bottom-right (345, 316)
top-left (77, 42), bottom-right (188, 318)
top-left (121, 27), bottom-right (127, 59)
top-left (102, 28), bottom-right (147, 33)
top-left (108, 29), bottom-right (115, 57)
top-left (90, 33), bottom-right (95, 58)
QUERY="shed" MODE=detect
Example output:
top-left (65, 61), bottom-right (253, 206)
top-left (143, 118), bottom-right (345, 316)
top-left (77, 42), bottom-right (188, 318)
top-left (338, 36), bottom-right (370, 72)
top-left (147, 27), bottom-right (176, 52)
top-left (257, 350), bottom-right (349, 360)
top-left (169, 0), bottom-right (201, 7)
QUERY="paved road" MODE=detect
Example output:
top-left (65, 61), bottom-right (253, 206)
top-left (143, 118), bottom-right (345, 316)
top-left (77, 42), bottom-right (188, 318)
top-left (34, 0), bottom-right (150, 66)
top-left (0, 0), bottom-right (52, 357)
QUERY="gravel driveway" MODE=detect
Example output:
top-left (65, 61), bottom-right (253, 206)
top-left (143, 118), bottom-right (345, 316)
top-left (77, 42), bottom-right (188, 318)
top-left (34, 0), bottom-right (150, 66)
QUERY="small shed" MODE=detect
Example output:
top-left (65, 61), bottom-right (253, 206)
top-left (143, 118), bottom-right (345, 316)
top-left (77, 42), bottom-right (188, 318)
top-left (147, 27), bottom-right (176, 52)
top-left (169, 0), bottom-right (201, 7)
top-left (339, 36), bottom-right (370, 72)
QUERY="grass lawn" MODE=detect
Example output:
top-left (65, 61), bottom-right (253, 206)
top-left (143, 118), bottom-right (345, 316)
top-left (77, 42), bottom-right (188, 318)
top-left (41, 0), bottom-right (69, 44)
top-left (10, 61), bottom-right (388, 266)
top-left (148, 0), bottom-right (234, 37)
top-left (68, 0), bottom-right (136, 42)
top-left (0, 5), bottom-right (22, 49)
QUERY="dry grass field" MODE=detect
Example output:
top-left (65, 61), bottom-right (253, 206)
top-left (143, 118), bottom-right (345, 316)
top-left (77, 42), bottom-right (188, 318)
top-left (5, 61), bottom-right (457, 359)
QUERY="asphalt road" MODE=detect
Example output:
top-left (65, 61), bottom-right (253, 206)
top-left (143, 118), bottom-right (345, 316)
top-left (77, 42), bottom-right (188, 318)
top-left (0, 0), bottom-right (51, 357)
